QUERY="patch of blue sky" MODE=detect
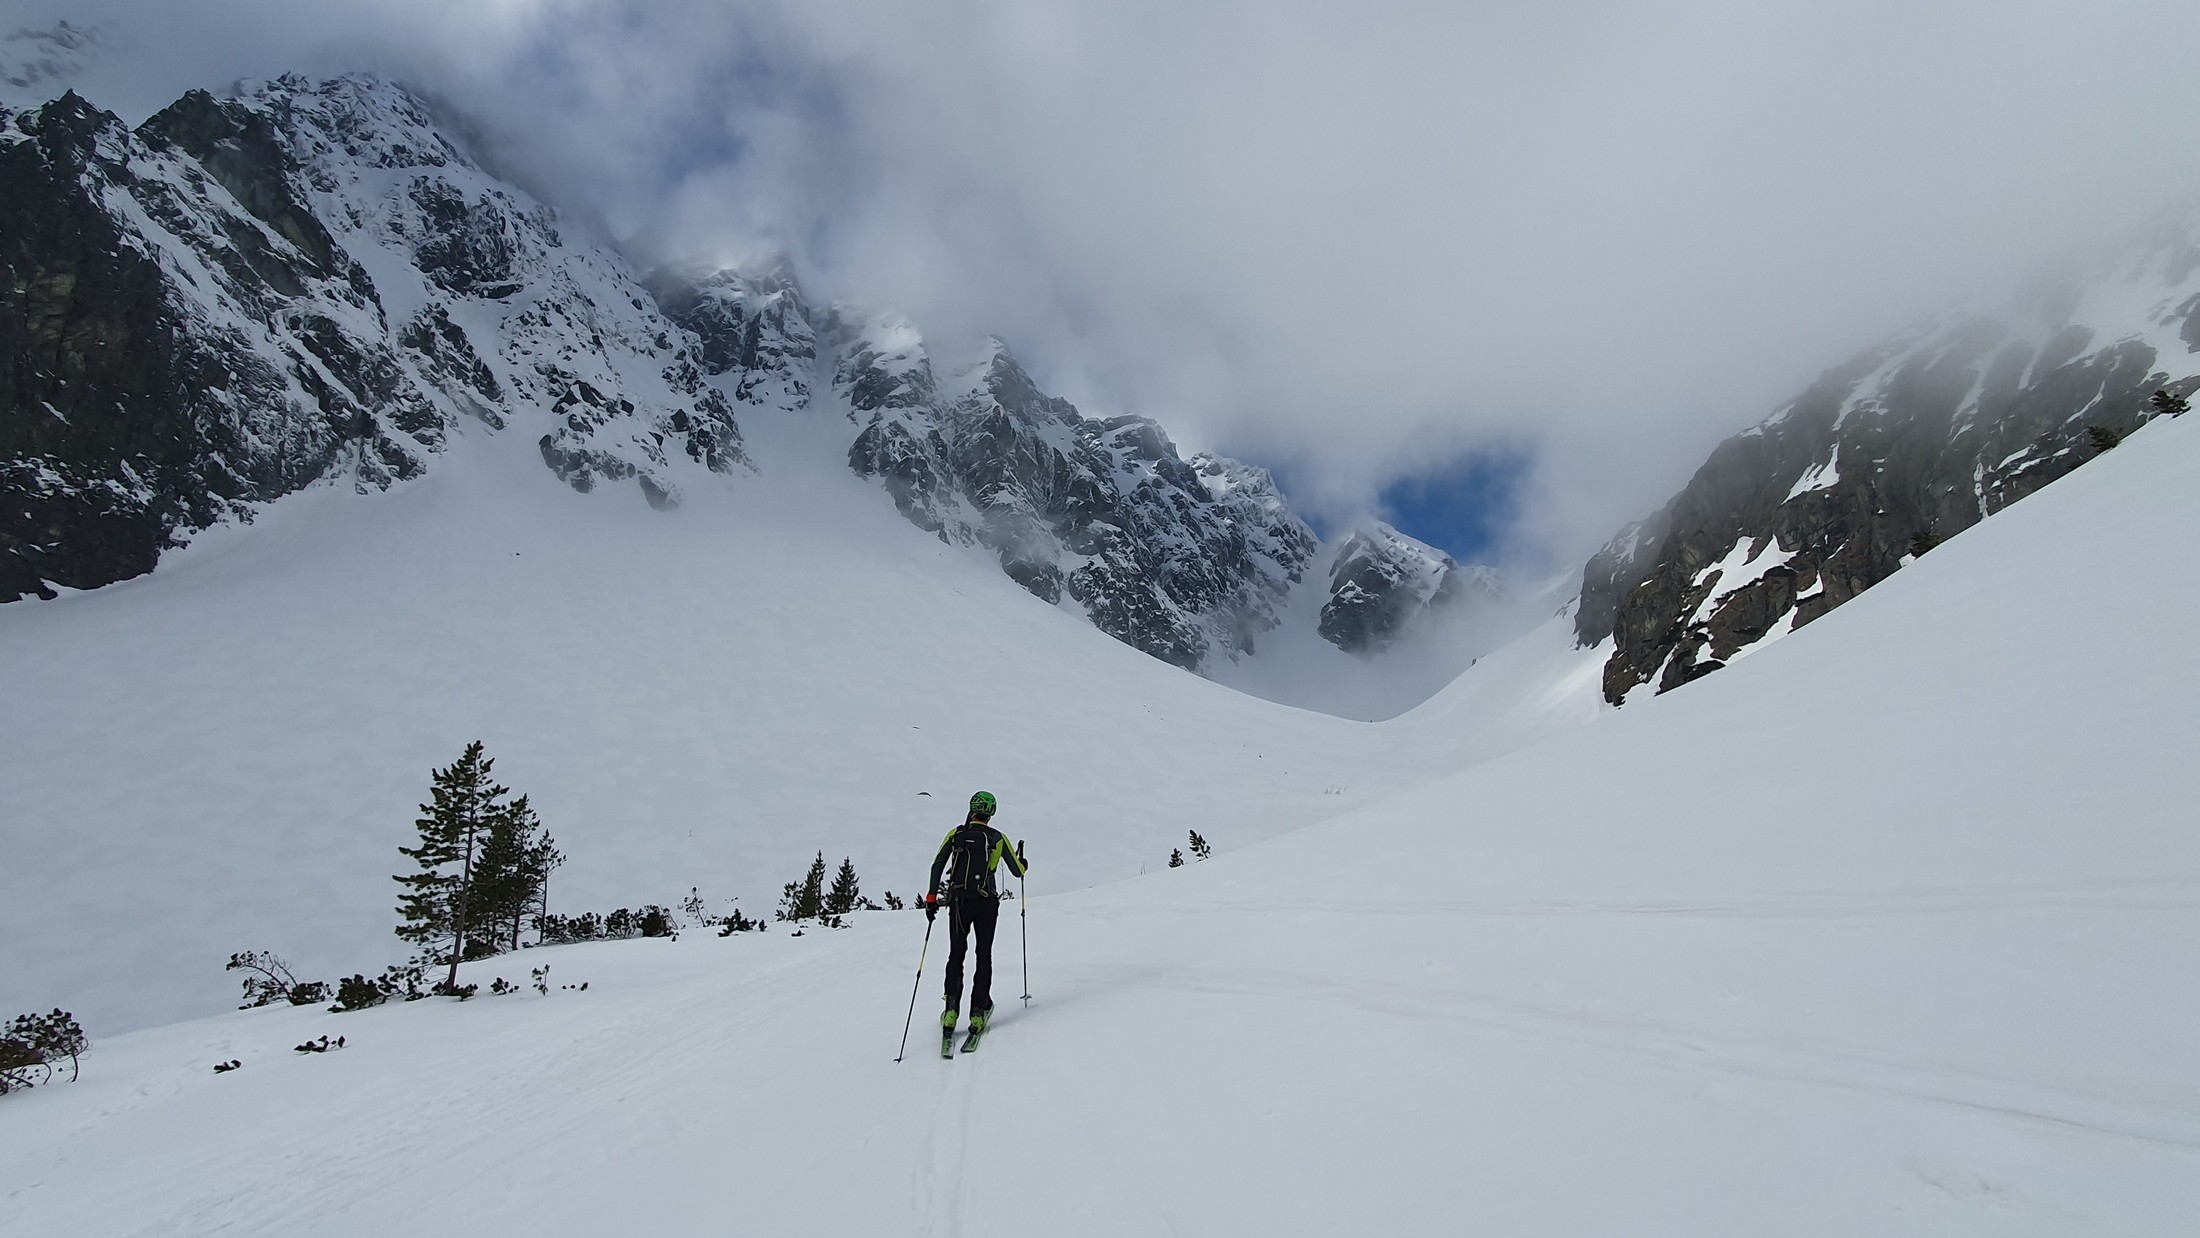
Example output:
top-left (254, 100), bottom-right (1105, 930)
top-left (1377, 447), bottom-right (1529, 565)
top-left (1261, 447), bottom-right (1530, 565)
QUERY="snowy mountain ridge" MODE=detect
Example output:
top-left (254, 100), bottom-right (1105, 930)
top-left (0, 74), bottom-right (741, 603)
top-left (3, 71), bottom-right (1487, 679)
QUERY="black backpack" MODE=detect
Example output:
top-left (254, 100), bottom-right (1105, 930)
top-left (941, 821), bottom-right (997, 900)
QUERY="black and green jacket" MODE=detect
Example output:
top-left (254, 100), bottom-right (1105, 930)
top-left (929, 819), bottom-right (1026, 901)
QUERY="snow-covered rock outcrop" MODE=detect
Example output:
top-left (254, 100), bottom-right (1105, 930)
top-left (0, 76), bottom-right (742, 601)
top-left (827, 314), bottom-right (1317, 669)
top-left (646, 262), bottom-right (1325, 669)
top-left (1319, 521), bottom-right (1500, 654)
top-left (1576, 223), bottom-right (2200, 704)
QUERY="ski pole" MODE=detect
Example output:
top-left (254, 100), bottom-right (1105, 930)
top-left (1018, 839), bottom-right (1031, 1005)
top-left (893, 911), bottom-right (936, 1062)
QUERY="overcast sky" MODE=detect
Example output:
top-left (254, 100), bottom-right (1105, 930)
top-left (18, 0), bottom-right (2200, 569)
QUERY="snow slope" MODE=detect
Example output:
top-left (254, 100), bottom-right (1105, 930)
top-left (0, 400), bottom-right (1604, 1035)
top-left (3, 343), bottom-right (2193, 1235)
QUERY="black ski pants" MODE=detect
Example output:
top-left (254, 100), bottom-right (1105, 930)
top-left (942, 895), bottom-right (1000, 1015)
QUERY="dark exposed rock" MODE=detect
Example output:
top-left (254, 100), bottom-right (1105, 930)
top-left (0, 91), bottom-right (387, 602)
top-left (650, 261), bottom-right (816, 411)
top-left (407, 179), bottom-right (517, 296)
top-left (2, 75), bottom-right (754, 600)
top-left (1319, 523), bottom-right (1499, 654)
top-left (1579, 245), bottom-right (2200, 704)
top-left (833, 324), bottom-right (1315, 670)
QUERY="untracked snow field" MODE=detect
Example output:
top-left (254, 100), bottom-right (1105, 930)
top-left (4, 414), bottom-right (2197, 1235)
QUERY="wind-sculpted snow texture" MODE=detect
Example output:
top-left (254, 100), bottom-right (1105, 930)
top-left (0, 76), bottom-right (743, 601)
top-left (820, 311), bottom-right (1318, 669)
top-left (1575, 223), bottom-right (2200, 704)
top-left (1319, 520), bottom-right (1501, 654)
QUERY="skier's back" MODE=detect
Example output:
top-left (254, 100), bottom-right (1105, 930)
top-left (927, 791), bottom-right (1026, 1051)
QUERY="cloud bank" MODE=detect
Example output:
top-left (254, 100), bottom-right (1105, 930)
top-left (20, 0), bottom-right (2200, 569)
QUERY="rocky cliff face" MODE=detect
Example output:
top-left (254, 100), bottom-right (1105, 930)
top-left (649, 259), bottom-right (815, 415)
top-left (1319, 522), bottom-right (1501, 655)
top-left (1575, 231), bottom-right (2200, 704)
top-left (3, 71), bottom-right (1416, 681)
top-left (821, 310), bottom-right (1317, 669)
top-left (1, 75), bottom-right (742, 601)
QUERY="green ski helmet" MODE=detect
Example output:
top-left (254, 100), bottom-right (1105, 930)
top-left (968, 791), bottom-right (998, 819)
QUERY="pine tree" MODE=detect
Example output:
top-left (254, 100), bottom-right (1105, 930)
top-left (824, 856), bottom-right (862, 917)
top-left (2151, 388), bottom-right (2190, 418)
top-left (469, 795), bottom-right (563, 953)
top-left (520, 828), bottom-right (564, 947)
top-left (776, 851), bottom-right (829, 921)
top-left (1188, 830), bottom-right (1213, 861)
top-left (395, 741), bottom-right (515, 991)
top-left (1168, 849), bottom-right (1185, 868)
top-left (470, 799), bottom-right (525, 955)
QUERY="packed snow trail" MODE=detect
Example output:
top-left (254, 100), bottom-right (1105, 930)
top-left (3, 405), bottom-right (2196, 1235)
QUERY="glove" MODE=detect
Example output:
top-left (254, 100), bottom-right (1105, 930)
top-left (924, 893), bottom-right (939, 922)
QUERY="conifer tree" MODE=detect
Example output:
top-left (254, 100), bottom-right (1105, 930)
top-left (395, 741), bottom-right (514, 990)
top-left (776, 851), bottom-right (829, 921)
top-left (1168, 849), bottom-right (1185, 868)
top-left (824, 856), bottom-right (862, 917)
top-left (470, 795), bottom-right (563, 952)
top-left (1188, 830), bottom-right (1213, 861)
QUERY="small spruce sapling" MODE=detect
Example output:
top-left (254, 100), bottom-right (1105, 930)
top-left (1188, 830), bottom-right (1213, 861)
top-left (883, 891), bottom-right (906, 911)
top-left (2087, 424), bottom-right (2125, 454)
top-left (823, 857), bottom-right (862, 917)
top-left (1168, 849), bottom-right (1185, 868)
top-left (776, 852), bottom-right (828, 921)
top-left (2151, 387), bottom-right (2190, 418)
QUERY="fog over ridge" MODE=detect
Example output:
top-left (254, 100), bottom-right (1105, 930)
top-left (15, 0), bottom-right (2200, 573)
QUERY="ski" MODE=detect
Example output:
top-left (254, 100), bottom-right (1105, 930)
top-left (940, 1026), bottom-right (956, 1059)
top-left (960, 1014), bottom-right (990, 1053)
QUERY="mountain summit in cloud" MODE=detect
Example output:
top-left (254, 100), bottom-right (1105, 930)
top-left (4, 72), bottom-right (1519, 695)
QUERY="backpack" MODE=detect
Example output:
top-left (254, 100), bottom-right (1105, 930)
top-left (941, 822), bottom-right (997, 900)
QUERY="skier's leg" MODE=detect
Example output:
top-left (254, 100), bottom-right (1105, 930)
top-left (971, 898), bottom-right (1000, 1015)
top-left (942, 900), bottom-right (971, 1015)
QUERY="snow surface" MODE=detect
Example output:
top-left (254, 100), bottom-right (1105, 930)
top-left (3, 347), bottom-right (2195, 1236)
top-left (0, 401), bottom-right (1601, 1036)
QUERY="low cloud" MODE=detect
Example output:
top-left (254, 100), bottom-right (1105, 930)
top-left (25, 0), bottom-right (2200, 572)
